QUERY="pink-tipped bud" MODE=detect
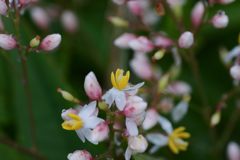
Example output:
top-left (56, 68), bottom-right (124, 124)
top-left (127, 1), bottom-right (148, 16)
top-left (84, 72), bottom-right (102, 100)
top-left (153, 35), bottom-right (173, 48)
top-left (211, 11), bottom-right (229, 29)
top-left (230, 65), bottom-right (240, 81)
top-left (130, 54), bottom-right (153, 80)
top-left (114, 33), bottom-right (136, 49)
top-left (142, 109), bottom-right (158, 130)
top-left (0, 34), bottom-right (17, 50)
top-left (129, 36), bottom-right (154, 53)
top-left (39, 34), bottom-right (61, 51)
top-left (67, 150), bottom-right (93, 160)
top-left (123, 96), bottom-right (147, 117)
top-left (61, 10), bottom-right (79, 33)
top-left (90, 121), bottom-right (109, 143)
top-left (0, 0), bottom-right (7, 16)
top-left (191, 1), bottom-right (205, 28)
top-left (178, 31), bottom-right (194, 48)
top-left (30, 7), bottom-right (50, 30)
top-left (166, 81), bottom-right (191, 96)
top-left (227, 142), bottom-right (240, 160)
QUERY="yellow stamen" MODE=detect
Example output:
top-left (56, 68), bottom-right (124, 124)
top-left (62, 113), bottom-right (84, 130)
top-left (111, 69), bottom-right (130, 90)
top-left (168, 127), bottom-right (190, 154)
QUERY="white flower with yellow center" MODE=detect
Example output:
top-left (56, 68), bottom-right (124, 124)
top-left (102, 69), bottom-right (144, 111)
top-left (147, 115), bottom-right (190, 154)
top-left (61, 101), bottom-right (103, 144)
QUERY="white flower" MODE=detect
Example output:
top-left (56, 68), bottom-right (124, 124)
top-left (125, 135), bottom-right (148, 160)
top-left (102, 69), bottom-right (144, 111)
top-left (147, 116), bottom-right (190, 154)
top-left (212, 11), bottom-right (229, 29)
top-left (61, 101), bottom-right (103, 144)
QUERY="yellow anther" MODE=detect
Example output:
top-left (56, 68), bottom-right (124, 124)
top-left (62, 113), bottom-right (84, 130)
top-left (168, 127), bottom-right (190, 154)
top-left (111, 69), bottom-right (130, 90)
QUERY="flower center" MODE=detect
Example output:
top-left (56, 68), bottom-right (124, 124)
top-left (111, 69), bottom-right (130, 90)
top-left (62, 113), bottom-right (84, 130)
top-left (167, 127), bottom-right (190, 154)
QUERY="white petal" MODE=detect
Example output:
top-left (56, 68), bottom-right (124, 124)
top-left (158, 115), bottom-right (173, 134)
top-left (171, 101), bottom-right (189, 122)
top-left (82, 128), bottom-right (98, 145)
top-left (126, 118), bottom-right (138, 136)
top-left (146, 133), bottom-right (168, 146)
top-left (102, 88), bottom-right (115, 107)
top-left (75, 130), bottom-right (85, 143)
top-left (79, 101), bottom-right (97, 119)
top-left (84, 116), bottom-right (103, 129)
top-left (225, 46), bottom-right (240, 63)
top-left (114, 90), bottom-right (126, 111)
top-left (124, 147), bottom-right (133, 160)
top-left (149, 145), bottom-right (161, 154)
top-left (125, 82), bottom-right (144, 95)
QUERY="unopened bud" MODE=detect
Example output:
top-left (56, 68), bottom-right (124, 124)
top-left (39, 34), bottom-right (61, 51)
top-left (227, 142), bottom-right (240, 160)
top-left (61, 10), bottom-right (79, 33)
top-left (212, 11), bottom-right (229, 29)
top-left (84, 72), bottom-right (102, 100)
top-left (30, 35), bottom-right (40, 48)
top-left (191, 1), bottom-right (204, 28)
top-left (67, 150), bottom-right (92, 160)
top-left (158, 74), bottom-right (169, 92)
top-left (128, 135), bottom-right (148, 153)
top-left (0, 0), bottom-right (7, 16)
top-left (178, 31), bottom-right (194, 48)
top-left (230, 65), bottom-right (240, 81)
top-left (90, 121), bottom-right (109, 143)
top-left (152, 49), bottom-right (165, 61)
top-left (30, 7), bottom-right (50, 30)
top-left (98, 101), bottom-right (108, 111)
top-left (129, 36), bottom-right (154, 53)
top-left (210, 110), bottom-right (221, 127)
top-left (57, 88), bottom-right (80, 104)
top-left (108, 16), bottom-right (129, 28)
top-left (114, 33), bottom-right (136, 49)
top-left (0, 34), bottom-right (17, 50)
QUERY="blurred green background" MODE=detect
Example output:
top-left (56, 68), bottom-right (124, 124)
top-left (0, 0), bottom-right (240, 159)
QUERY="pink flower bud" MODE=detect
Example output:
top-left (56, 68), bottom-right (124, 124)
top-left (67, 150), bottom-right (93, 160)
top-left (61, 108), bottom-right (78, 121)
top-left (0, 0), bottom-right (7, 16)
top-left (127, 1), bottom-right (148, 16)
top-left (84, 72), bottom-right (102, 100)
top-left (61, 10), bottom-right (79, 33)
top-left (142, 109), bottom-right (158, 130)
top-left (129, 36), bottom-right (154, 53)
top-left (153, 35), bottom-right (173, 48)
top-left (39, 34), bottom-right (61, 51)
top-left (130, 54), bottom-right (153, 80)
top-left (211, 11), bottom-right (229, 28)
top-left (230, 65), bottom-right (240, 81)
top-left (30, 7), bottom-right (50, 30)
top-left (90, 121), bottom-right (109, 143)
top-left (178, 31), bottom-right (194, 48)
top-left (114, 33), bottom-right (136, 49)
top-left (166, 81), bottom-right (191, 96)
top-left (123, 96), bottom-right (147, 117)
top-left (191, 1), bottom-right (205, 28)
top-left (227, 142), bottom-right (240, 160)
top-left (209, 0), bottom-right (234, 5)
top-left (0, 34), bottom-right (17, 50)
